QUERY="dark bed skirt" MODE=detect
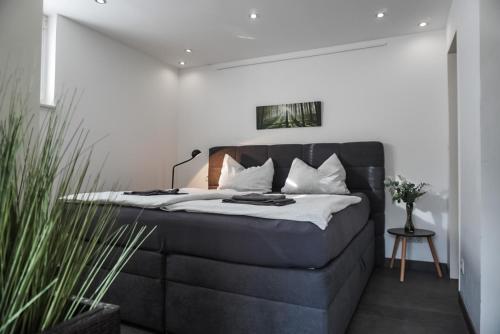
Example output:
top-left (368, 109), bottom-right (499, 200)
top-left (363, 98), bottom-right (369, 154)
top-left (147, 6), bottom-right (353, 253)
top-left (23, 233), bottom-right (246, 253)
top-left (91, 269), bottom-right (165, 332)
top-left (164, 221), bottom-right (375, 334)
top-left (97, 221), bottom-right (375, 333)
top-left (166, 241), bottom-right (374, 334)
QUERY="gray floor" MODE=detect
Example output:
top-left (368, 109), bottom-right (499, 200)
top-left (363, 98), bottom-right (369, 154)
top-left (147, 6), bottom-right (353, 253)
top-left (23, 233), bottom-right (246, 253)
top-left (346, 268), bottom-right (469, 334)
top-left (122, 268), bottom-right (469, 334)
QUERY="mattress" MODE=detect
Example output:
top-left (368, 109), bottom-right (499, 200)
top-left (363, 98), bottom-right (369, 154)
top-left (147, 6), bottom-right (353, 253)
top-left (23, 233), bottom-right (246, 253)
top-left (92, 193), bottom-right (370, 269)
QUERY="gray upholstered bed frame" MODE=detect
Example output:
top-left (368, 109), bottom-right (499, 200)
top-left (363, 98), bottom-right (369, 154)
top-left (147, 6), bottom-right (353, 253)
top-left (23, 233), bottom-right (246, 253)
top-left (208, 143), bottom-right (385, 265)
top-left (95, 142), bottom-right (385, 334)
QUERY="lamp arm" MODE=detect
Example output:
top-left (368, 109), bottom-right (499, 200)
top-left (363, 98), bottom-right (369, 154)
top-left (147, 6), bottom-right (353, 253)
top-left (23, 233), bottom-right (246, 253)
top-left (171, 156), bottom-right (195, 188)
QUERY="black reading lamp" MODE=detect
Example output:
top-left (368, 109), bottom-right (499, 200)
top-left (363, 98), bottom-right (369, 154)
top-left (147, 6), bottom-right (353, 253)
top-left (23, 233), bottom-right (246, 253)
top-left (171, 149), bottom-right (202, 189)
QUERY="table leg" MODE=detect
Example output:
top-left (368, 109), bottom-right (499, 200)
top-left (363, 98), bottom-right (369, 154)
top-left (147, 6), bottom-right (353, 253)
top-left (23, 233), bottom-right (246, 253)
top-left (390, 236), bottom-right (400, 269)
top-left (400, 237), bottom-right (407, 282)
top-left (427, 236), bottom-right (443, 278)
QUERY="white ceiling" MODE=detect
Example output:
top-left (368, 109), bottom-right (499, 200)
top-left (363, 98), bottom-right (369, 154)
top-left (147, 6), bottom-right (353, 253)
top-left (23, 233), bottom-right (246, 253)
top-left (44, 0), bottom-right (452, 68)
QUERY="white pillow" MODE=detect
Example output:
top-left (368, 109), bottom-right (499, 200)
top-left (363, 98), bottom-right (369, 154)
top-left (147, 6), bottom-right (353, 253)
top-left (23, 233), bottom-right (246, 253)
top-left (217, 154), bottom-right (274, 192)
top-left (281, 154), bottom-right (350, 194)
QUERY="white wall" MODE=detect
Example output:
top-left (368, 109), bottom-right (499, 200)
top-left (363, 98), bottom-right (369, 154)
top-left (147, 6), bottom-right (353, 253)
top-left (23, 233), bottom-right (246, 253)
top-left (479, 0), bottom-right (500, 332)
top-left (177, 31), bottom-right (450, 264)
top-left (0, 0), bottom-right (42, 113)
top-left (446, 0), bottom-right (482, 331)
top-left (54, 16), bottom-right (179, 189)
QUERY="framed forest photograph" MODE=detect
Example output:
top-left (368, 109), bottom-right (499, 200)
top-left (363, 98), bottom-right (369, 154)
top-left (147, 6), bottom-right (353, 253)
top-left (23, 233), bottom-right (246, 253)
top-left (256, 101), bottom-right (322, 130)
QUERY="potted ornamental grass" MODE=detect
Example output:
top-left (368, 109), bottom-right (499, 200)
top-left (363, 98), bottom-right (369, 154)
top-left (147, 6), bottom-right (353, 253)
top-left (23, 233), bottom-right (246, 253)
top-left (0, 73), bottom-right (154, 334)
top-left (384, 175), bottom-right (429, 233)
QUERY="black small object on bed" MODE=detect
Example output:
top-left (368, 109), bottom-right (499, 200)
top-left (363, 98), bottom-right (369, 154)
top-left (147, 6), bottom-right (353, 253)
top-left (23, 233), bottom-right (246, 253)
top-left (223, 193), bottom-right (296, 206)
top-left (123, 188), bottom-right (186, 196)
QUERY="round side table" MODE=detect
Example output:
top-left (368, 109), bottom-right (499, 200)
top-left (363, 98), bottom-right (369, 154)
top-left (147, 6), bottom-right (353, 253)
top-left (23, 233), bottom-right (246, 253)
top-left (387, 228), bottom-right (443, 282)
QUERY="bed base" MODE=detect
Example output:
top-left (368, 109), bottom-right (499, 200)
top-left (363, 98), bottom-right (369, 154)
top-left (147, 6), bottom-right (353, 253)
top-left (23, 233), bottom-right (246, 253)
top-left (98, 221), bottom-right (374, 334)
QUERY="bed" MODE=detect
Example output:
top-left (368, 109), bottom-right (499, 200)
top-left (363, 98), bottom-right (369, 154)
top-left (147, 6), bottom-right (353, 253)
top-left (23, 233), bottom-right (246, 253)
top-left (90, 142), bottom-right (385, 334)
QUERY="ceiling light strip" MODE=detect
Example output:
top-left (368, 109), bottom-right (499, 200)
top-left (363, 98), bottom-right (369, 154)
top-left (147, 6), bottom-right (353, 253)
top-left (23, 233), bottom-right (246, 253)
top-left (214, 42), bottom-right (388, 71)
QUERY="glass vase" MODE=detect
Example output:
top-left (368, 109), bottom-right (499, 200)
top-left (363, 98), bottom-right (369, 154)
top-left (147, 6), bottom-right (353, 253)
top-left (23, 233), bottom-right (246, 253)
top-left (405, 202), bottom-right (415, 233)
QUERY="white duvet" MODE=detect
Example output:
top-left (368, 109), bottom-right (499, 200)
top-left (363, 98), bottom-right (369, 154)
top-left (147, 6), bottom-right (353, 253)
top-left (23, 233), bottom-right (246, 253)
top-left (64, 188), bottom-right (243, 209)
top-left (64, 188), bottom-right (361, 230)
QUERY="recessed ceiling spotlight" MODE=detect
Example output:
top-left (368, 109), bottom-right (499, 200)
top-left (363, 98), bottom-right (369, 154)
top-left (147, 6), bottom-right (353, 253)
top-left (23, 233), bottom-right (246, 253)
top-left (376, 11), bottom-right (385, 19)
top-left (249, 12), bottom-right (259, 20)
top-left (236, 35), bottom-right (256, 40)
top-left (95, 0), bottom-right (107, 4)
top-left (419, 21), bottom-right (428, 27)
top-left (179, 61), bottom-right (185, 66)
top-left (185, 49), bottom-right (192, 54)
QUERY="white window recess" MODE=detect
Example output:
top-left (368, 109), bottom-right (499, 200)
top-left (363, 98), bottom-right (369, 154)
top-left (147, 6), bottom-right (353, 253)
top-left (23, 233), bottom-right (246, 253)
top-left (40, 15), bottom-right (56, 109)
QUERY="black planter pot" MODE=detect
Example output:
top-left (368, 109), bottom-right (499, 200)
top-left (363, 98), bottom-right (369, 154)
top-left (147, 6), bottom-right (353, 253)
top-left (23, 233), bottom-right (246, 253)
top-left (42, 302), bottom-right (120, 334)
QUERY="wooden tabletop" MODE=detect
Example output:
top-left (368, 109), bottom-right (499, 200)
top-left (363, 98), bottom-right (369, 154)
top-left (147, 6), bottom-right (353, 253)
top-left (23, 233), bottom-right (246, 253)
top-left (387, 228), bottom-right (435, 238)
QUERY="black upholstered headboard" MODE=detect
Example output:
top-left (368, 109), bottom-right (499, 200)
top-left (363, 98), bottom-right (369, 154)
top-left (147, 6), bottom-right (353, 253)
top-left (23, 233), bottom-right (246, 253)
top-left (208, 142), bottom-right (385, 266)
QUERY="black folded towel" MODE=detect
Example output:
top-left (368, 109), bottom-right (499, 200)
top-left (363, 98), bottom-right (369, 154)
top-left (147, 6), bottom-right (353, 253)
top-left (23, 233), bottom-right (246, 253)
top-left (231, 193), bottom-right (286, 202)
top-left (222, 198), bottom-right (295, 206)
top-left (123, 188), bottom-right (186, 196)
top-left (223, 193), bottom-right (295, 206)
